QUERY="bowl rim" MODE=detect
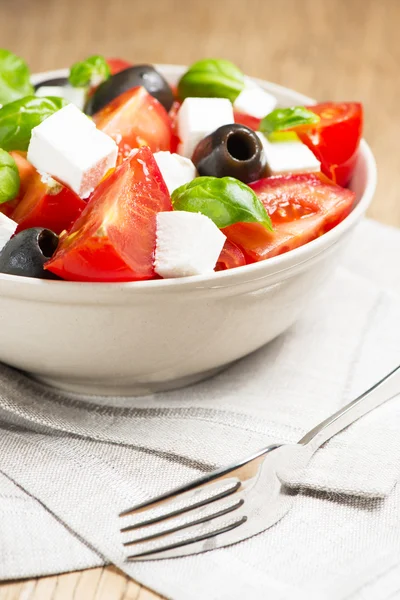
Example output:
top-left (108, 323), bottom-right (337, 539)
top-left (0, 66), bottom-right (377, 292)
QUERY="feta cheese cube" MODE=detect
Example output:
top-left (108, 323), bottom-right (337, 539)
top-left (153, 151), bottom-right (197, 194)
top-left (256, 132), bottom-right (321, 175)
top-left (36, 85), bottom-right (87, 111)
top-left (0, 213), bottom-right (17, 252)
top-left (27, 104), bottom-right (118, 199)
top-left (177, 98), bottom-right (234, 158)
top-left (233, 87), bottom-right (277, 119)
top-left (154, 211), bottom-right (226, 278)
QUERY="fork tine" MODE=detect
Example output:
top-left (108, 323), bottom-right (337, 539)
top-left (123, 499), bottom-right (245, 546)
top-left (127, 516), bottom-right (248, 561)
top-left (120, 480), bottom-right (241, 533)
top-left (120, 443), bottom-right (289, 561)
top-left (119, 444), bottom-right (280, 518)
top-left (120, 468), bottom-right (240, 518)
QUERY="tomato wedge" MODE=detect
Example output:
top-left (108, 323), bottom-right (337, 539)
top-left (93, 86), bottom-right (172, 163)
top-left (223, 173), bottom-right (355, 262)
top-left (235, 102), bottom-right (362, 187)
top-left (169, 100), bottom-right (181, 154)
top-left (0, 152), bottom-right (37, 217)
top-left (12, 172), bottom-right (86, 235)
top-left (45, 146), bottom-right (172, 282)
top-left (107, 57), bottom-right (132, 75)
top-left (216, 240), bottom-right (246, 271)
top-left (234, 111), bottom-right (262, 132)
top-left (295, 102), bottom-right (363, 187)
top-left (10, 152), bottom-right (36, 198)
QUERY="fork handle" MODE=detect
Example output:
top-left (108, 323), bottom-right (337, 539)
top-left (298, 364), bottom-right (400, 453)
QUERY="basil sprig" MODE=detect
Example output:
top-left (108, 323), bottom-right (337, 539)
top-left (259, 106), bottom-right (320, 136)
top-left (0, 96), bottom-right (68, 151)
top-left (69, 55), bottom-right (111, 88)
top-left (0, 49), bottom-right (34, 106)
top-left (0, 149), bottom-right (19, 204)
top-left (171, 176), bottom-right (272, 230)
top-left (178, 59), bottom-right (245, 102)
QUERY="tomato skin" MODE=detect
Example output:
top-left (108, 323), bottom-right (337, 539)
top-left (93, 86), bottom-right (172, 162)
top-left (12, 174), bottom-right (86, 235)
top-left (47, 236), bottom-right (142, 282)
top-left (45, 146), bottom-right (172, 282)
top-left (223, 173), bottom-right (355, 262)
top-left (235, 102), bottom-right (363, 188)
top-left (169, 100), bottom-right (181, 154)
top-left (295, 102), bottom-right (363, 187)
top-left (10, 152), bottom-right (36, 198)
top-left (107, 58), bottom-right (132, 75)
top-left (0, 152), bottom-right (37, 217)
top-left (215, 240), bottom-right (246, 271)
top-left (234, 111), bottom-right (262, 132)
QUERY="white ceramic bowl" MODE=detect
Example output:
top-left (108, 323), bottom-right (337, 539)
top-left (0, 66), bottom-right (376, 396)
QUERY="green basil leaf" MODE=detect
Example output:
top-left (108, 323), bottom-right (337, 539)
top-left (259, 106), bottom-right (320, 135)
top-left (178, 59), bottom-right (245, 102)
top-left (0, 149), bottom-right (19, 204)
top-left (0, 96), bottom-right (68, 151)
top-left (69, 55), bottom-right (111, 88)
top-left (0, 49), bottom-right (34, 106)
top-left (171, 176), bottom-right (272, 230)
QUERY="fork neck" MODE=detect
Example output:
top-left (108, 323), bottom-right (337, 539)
top-left (298, 364), bottom-right (400, 453)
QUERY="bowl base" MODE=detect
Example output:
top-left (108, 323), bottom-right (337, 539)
top-left (32, 364), bottom-right (228, 399)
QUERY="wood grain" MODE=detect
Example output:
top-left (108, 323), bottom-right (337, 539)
top-left (0, 0), bottom-right (398, 597)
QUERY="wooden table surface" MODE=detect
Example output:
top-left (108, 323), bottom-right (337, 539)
top-left (0, 0), bottom-right (398, 597)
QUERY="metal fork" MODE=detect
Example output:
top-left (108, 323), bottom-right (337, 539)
top-left (120, 364), bottom-right (400, 561)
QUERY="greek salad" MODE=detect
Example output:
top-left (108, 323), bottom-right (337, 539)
top-left (0, 51), bottom-right (362, 282)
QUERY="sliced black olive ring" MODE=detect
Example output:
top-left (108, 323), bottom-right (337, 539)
top-left (0, 228), bottom-right (60, 279)
top-left (192, 124), bottom-right (264, 184)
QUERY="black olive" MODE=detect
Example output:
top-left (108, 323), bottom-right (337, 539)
top-left (192, 124), bottom-right (264, 184)
top-left (85, 65), bottom-right (174, 115)
top-left (0, 228), bottom-right (60, 279)
top-left (34, 77), bottom-right (70, 92)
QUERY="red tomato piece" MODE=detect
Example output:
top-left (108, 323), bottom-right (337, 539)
top-left (216, 240), bottom-right (246, 271)
top-left (93, 86), bottom-right (172, 163)
top-left (294, 102), bottom-right (363, 187)
top-left (223, 173), bottom-right (355, 262)
top-left (107, 57), bottom-right (132, 75)
top-left (169, 100), bottom-right (181, 154)
top-left (0, 152), bottom-right (37, 217)
top-left (235, 102), bottom-right (363, 187)
top-left (234, 111), bottom-right (262, 132)
top-left (12, 172), bottom-right (86, 235)
top-left (10, 152), bottom-right (36, 198)
top-left (0, 201), bottom-right (14, 218)
top-left (45, 146), bottom-right (172, 282)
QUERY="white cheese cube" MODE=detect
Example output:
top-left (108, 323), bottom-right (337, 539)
top-left (27, 104), bottom-right (118, 199)
top-left (36, 85), bottom-right (87, 111)
top-left (177, 98), bottom-right (234, 159)
top-left (256, 132), bottom-right (321, 175)
top-left (153, 151), bottom-right (197, 194)
top-left (0, 213), bottom-right (17, 252)
top-left (154, 211), bottom-right (226, 278)
top-left (233, 88), bottom-right (277, 119)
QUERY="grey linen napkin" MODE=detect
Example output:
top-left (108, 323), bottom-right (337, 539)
top-left (1, 218), bottom-right (400, 599)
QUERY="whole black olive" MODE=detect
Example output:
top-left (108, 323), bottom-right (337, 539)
top-left (192, 124), bottom-right (264, 184)
top-left (84, 65), bottom-right (174, 115)
top-left (0, 228), bottom-right (60, 279)
top-left (34, 77), bottom-right (69, 92)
